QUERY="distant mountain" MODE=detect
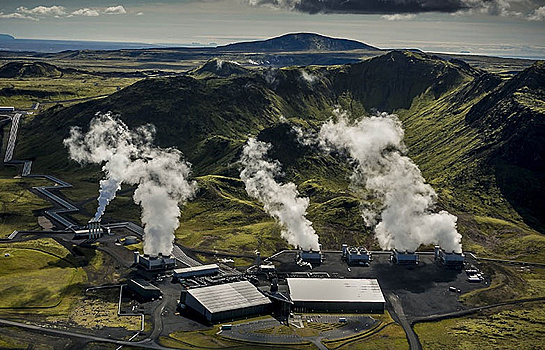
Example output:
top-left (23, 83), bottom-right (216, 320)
top-left (220, 33), bottom-right (380, 52)
top-left (0, 34), bottom-right (15, 41)
top-left (0, 61), bottom-right (62, 78)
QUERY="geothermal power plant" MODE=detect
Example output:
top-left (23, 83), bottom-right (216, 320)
top-left (57, 114), bottom-right (481, 330)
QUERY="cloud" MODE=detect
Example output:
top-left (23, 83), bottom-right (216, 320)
top-left (104, 5), bottom-right (127, 15)
top-left (247, 0), bottom-right (543, 18)
top-left (0, 11), bottom-right (38, 20)
top-left (528, 5), bottom-right (545, 20)
top-left (457, 0), bottom-right (522, 17)
top-left (248, 0), bottom-right (472, 14)
top-left (17, 5), bottom-right (67, 17)
top-left (71, 8), bottom-right (100, 17)
top-left (382, 13), bottom-right (417, 20)
top-left (0, 4), bottom-right (129, 20)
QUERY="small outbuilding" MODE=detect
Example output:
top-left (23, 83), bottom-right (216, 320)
top-left (173, 264), bottom-right (220, 279)
top-left (127, 278), bottom-right (161, 300)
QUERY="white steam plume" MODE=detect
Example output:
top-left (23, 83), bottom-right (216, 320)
top-left (63, 112), bottom-right (197, 255)
top-left (240, 138), bottom-right (320, 251)
top-left (319, 111), bottom-right (461, 253)
top-left (64, 113), bottom-right (139, 221)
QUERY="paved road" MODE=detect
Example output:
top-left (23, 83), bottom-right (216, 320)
top-left (411, 296), bottom-right (545, 324)
top-left (0, 318), bottom-right (170, 349)
top-left (387, 293), bottom-right (422, 350)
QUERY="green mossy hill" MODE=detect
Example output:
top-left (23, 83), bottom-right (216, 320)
top-left (12, 51), bottom-right (545, 254)
top-left (190, 58), bottom-right (252, 78)
top-left (463, 61), bottom-right (545, 231)
top-left (220, 32), bottom-right (379, 52)
top-left (333, 50), bottom-right (479, 111)
top-left (466, 61), bottom-right (545, 167)
top-left (0, 61), bottom-right (62, 78)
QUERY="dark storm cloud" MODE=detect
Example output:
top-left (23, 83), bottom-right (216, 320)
top-left (249, 0), bottom-right (501, 15)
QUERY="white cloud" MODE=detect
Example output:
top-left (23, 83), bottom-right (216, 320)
top-left (104, 6), bottom-right (127, 15)
top-left (458, 0), bottom-right (526, 17)
top-left (381, 14), bottom-right (416, 21)
top-left (1, 4), bottom-right (128, 20)
top-left (528, 6), bottom-right (545, 20)
top-left (72, 8), bottom-right (100, 17)
top-left (0, 11), bottom-right (38, 21)
top-left (17, 5), bottom-right (67, 17)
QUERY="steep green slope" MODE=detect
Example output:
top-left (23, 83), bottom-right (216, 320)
top-left (10, 51), bottom-right (545, 259)
top-left (465, 61), bottom-right (545, 232)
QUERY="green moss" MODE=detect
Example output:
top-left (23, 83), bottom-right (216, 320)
top-left (415, 302), bottom-right (545, 350)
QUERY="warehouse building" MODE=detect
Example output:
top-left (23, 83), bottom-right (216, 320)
top-left (173, 264), bottom-right (219, 279)
top-left (127, 278), bottom-right (161, 300)
top-left (287, 278), bottom-right (385, 313)
top-left (182, 281), bottom-right (272, 322)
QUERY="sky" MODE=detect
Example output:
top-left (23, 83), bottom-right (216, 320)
top-left (0, 0), bottom-right (544, 58)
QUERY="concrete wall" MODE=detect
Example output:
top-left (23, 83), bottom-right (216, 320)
top-left (291, 301), bottom-right (384, 314)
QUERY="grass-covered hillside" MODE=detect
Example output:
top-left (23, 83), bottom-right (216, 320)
top-left (9, 51), bottom-right (545, 260)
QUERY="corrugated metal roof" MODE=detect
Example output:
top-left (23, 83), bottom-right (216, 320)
top-left (287, 278), bottom-right (385, 303)
top-left (187, 281), bottom-right (271, 314)
top-left (173, 264), bottom-right (219, 275)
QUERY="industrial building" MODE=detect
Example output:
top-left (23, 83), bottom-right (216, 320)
top-left (173, 264), bottom-right (219, 279)
top-left (434, 246), bottom-right (465, 270)
top-left (73, 220), bottom-right (104, 239)
top-left (127, 278), bottom-right (161, 300)
top-left (287, 278), bottom-right (385, 313)
top-left (342, 244), bottom-right (371, 265)
top-left (297, 249), bottom-right (322, 264)
top-left (259, 264), bottom-right (276, 273)
top-left (390, 249), bottom-right (418, 265)
top-left (134, 252), bottom-right (176, 271)
top-left (0, 107), bottom-right (15, 113)
top-left (182, 281), bottom-right (272, 322)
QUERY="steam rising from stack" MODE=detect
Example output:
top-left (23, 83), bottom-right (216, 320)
top-left (240, 138), bottom-right (320, 251)
top-left (63, 112), bottom-right (197, 255)
top-left (319, 111), bottom-right (462, 253)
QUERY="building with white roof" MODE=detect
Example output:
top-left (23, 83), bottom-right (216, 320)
top-left (183, 281), bottom-right (271, 322)
top-left (287, 278), bottom-right (385, 313)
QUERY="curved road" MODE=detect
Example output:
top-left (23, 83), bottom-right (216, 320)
top-left (386, 293), bottom-right (421, 350)
top-left (0, 318), bottom-right (170, 349)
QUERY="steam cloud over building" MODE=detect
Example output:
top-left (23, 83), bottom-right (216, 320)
top-left (240, 137), bottom-right (320, 251)
top-left (319, 111), bottom-right (462, 253)
top-left (63, 112), bottom-right (197, 255)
